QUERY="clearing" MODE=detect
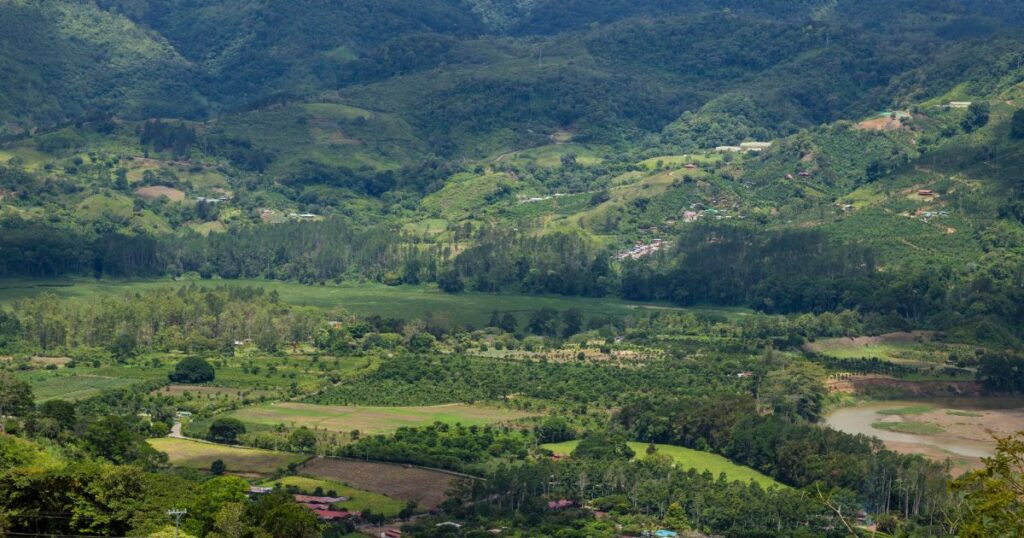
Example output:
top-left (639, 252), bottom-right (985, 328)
top-left (300, 458), bottom-right (459, 510)
top-left (135, 186), bottom-right (186, 202)
top-left (804, 331), bottom-right (959, 367)
top-left (542, 441), bottom-right (782, 489)
top-left (225, 403), bottom-right (536, 435)
top-left (149, 438), bottom-right (308, 476)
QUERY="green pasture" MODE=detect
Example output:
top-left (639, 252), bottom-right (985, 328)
top-left (542, 441), bottom-right (782, 489)
top-left (0, 278), bottom-right (720, 326)
top-left (19, 372), bottom-right (142, 402)
top-left (500, 144), bottom-right (605, 169)
top-left (259, 475), bottom-right (406, 516)
top-left (149, 438), bottom-right (308, 475)
top-left (638, 153), bottom-right (723, 170)
top-left (225, 403), bottom-right (536, 435)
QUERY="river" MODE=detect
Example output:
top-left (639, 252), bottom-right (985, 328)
top-left (825, 397), bottom-right (1024, 459)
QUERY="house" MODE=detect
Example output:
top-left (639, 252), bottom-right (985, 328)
top-left (798, 171), bottom-right (813, 177)
top-left (715, 145), bottom-right (744, 153)
top-left (248, 486), bottom-right (272, 496)
top-left (294, 494), bottom-right (349, 504)
top-left (312, 509), bottom-right (359, 522)
top-left (918, 189), bottom-right (935, 197)
top-left (785, 173), bottom-right (794, 180)
top-left (175, 411), bottom-right (193, 419)
top-left (683, 163), bottom-right (698, 169)
top-left (737, 371), bottom-right (755, 379)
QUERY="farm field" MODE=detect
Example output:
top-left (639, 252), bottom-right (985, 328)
top-left (23, 373), bottom-right (141, 402)
top-left (149, 438), bottom-right (308, 476)
top-left (225, 403), bottom-right (537, 435)
top-left (0, 278), bottom-right (720, 326)
top-left (259, 475), bottom-right (406, 517)
top-left (542, 441), bottom-right (782, 489)
top-left (804, 331), bottom-right (958, 367)
top-left (300, 458), bottom-right (459, 510)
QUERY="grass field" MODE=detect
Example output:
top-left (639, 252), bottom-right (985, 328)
top-left (803, 332), bottom-right (954, 367)
top-left (878, 405), bottom-right (936, 416)
top-left (0, 278), bottom-right (715, 327)
top-left (149, 438), bottom-right (308, 475)
top-left (259, 475), bottom-right (406, 516)
top-left (871, 421), bottom-right (946, 435)
top-left (300, 458), bottom-right (458, 510)
top-left (542, 441), bottom-right (782, 489)
top-left (23, 373), bottom-right (141, 402)
top-left (226, 403), bottom-right (536, 435)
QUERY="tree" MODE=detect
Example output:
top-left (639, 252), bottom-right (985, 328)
top-left (562, 308), bottom-right (583, 337)
top-left (81, 416), bottom-right (168, 468)
top-left (211, 459), bottom-right (226, 475)
top-left (245, 490), bottom-right (321, 538)
top-left (437, 270), bottom-right (465, 293)
top-left (109, 332), bottom-right (138, 360)
top-left (499, 313), bottom-right (518, 334)
top-left (571, 432), bottom-right (635, 460)
top-left (1012, 109), bottom-right (1024, 139)
top-left (951, 432), bottom-right (1024, 537)
top-left (535, 417), bottom-right (574, 443)
top-left (169, 357), bottom-right (215, 383)
top-left (38, 399), bottom-right (76, 430)
top-left (289, 427), bottom-right (317, 452)
top-left (527, 308), bottom-right (559, 337)
top-left (961, 102), bottom-right (990, 132)
top-left (0, 372), bottom-right (34, 430)
top-left (208, 418), bottom-right (247, 444)
top-left (760, 362), bottom-right (827, 421)
top-left (408, 332), bottom-right (436, 353)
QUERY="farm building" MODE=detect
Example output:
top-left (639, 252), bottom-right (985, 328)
top-left (918, 189), bottom-right (935, 197)
top-left (311, 509), bottom-right (359, 522)
top-left (294, 494), bottom-right (350, 504)
top-left (715, 145), bottom-right (744, 152)
top-left (947, 101), bottom-right (972, 109)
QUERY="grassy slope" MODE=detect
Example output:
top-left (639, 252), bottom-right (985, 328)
top-left (542, 440), bottom-right (782, 489)
top-left (149, 437), bottom-right (308, 474)
top-left (226, 403), bottom-right (536, 435)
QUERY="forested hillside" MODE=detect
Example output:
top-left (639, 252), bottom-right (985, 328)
top-left (1, 0), bottom-right (1022, 344)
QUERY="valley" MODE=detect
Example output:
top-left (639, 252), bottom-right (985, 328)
top-left (0, 1), bottom-right (1022, 537)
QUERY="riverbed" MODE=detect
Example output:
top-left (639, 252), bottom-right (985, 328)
top-left (825, 397), bottom-right (1024, 473)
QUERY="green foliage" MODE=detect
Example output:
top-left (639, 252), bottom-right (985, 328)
top-left (0, 372), bottom-right (34, 418)
top-left (950, 432), bottom-right (1024, 537)
top-left (288, 427), bottom-right (317, 453)
top-left (338, 422), bottom-right (528, 473)
top-left (571, 431), bottom-right (635, 461)
top-left (207, 418), bottom-right (247, 445)
top-left (1011, 109), bottom-right (1024, 139)
top-left (81, 416), bottom-right (168, 468)
top-left (169, 357), bottom-right (215, 384)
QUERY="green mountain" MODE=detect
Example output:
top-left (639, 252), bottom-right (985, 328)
top-left (0, 0), bottom-right (1022, 340)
